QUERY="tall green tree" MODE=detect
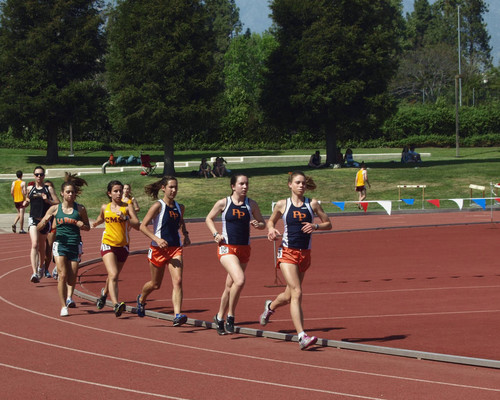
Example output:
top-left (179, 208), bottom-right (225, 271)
top-left (420, 0), bottom-right (491, 69)
top-left (222, 32), bottom-right (277, 141)
top-left (106, 0), bottom-right (219, 175)
top-left (261, 0), bottom-right (403, 164)
top-left (0, 0), bottom-right (106, 163)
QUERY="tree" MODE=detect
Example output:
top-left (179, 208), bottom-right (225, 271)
top-left (222, 32), bottom-right (277, 141)
top-left (419, 0), bottom-right (491, 69)
top-left (0, 0), bottom-right (106, 163)
top-left (261, 0), bottom-right (403, 164)
top-left (106, 0), bottom-right (220, 176)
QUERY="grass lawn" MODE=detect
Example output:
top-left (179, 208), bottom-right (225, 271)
top-left (1, 147), bottom-right (500, 219)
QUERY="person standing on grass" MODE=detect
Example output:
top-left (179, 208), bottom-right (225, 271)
top-left (23, 166), bottom-right (60, 283)
top-left (355, 162), bottom-right (370, 208)
top-left (136, 176), bottom-right (191, 327)
top-left (260, 171), bottom-right (331, 350)
top-left (92, 180), bottom-right (140, 317)
top-left (37, 178), bottom-right (90, 317)
top-left (206, 174), bottom-right (266, 335)
top-left (11, 170), bottom-right (27, 234)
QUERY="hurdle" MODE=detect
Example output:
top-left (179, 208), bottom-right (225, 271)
top-left (469, 184), bottom-right (486, 207)
top-left (397, 185), bottom-right (426, 210)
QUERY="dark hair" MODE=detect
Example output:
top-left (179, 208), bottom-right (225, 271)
top-left (106, 180), bottom-right (123, 199)
top-left (33, 166), bottom-right (45, 174)
top-left (16, 170), bottom-right (22, 178)
top-left (62, 172), bottom-right (88, 196)
top-left (45, 180), bottom-right (54, 188)
top-left (288, 171), bottom-right (316, 191)
top-left (230, 174), bottom-right (247, 194)
top-left (145, 176), bottom-right (177, 199)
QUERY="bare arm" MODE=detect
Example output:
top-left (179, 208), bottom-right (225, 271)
top-left (248, 199), bottom-right (266, 230)
top-left (267, 199), bottom-right (285, 241)
top-left (37, 205), bottom-right (58, 231)
top-left (76, 204), bottom-right (91, 231)
top-left (127, 202), bottom-right (140, 230)
top-left (179, 204), bottom-right (190, 247)
top-left (205, 198), bottom-right (226, 244)
top-left (140, 202), bottom-right (165, 246)
top-left (91, 204), bottom-right (106, 228)
top-left (301, 199), bottom-right (332, 234)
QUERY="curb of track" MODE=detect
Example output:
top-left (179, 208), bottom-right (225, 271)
top-left (75, 244), bottom-right (500, 370)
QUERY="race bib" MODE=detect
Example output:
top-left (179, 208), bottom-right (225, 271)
top-left (277, 247), bottom-right (283, 258)
top-left (219, 246), bottom-right (229, 255)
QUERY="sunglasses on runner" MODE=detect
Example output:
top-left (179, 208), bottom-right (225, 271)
top-left (34, 173), bottom-right (45, 177)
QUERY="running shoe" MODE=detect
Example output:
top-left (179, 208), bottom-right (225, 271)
top-left (173, 314), bottom-right (187, 327)
top-left (44, 267), bottom-right (52, 278)
top-left (225, 316), bottom-right (235, 333)
top-left (12, 224), bottom-right (16, 233)
top-left (136, 294), bottom-right (146, 317)
top-left (36, 266), bottom-right (43, 280)
top-left (60, 307), bottom-right (69, 317)
top-left (259, 300), bottom-right (274, 326)
top-left (299, 334), bottom-right (318, 350)
top-left (213, 315), bottom-right (227, 335)
top-left (30, 273), bottom-right (39, 283)
top-left (66, 298), bottom-right (76, 308)
top-left (114, 302), bottom-right (126, 317)
top-left (19, 230), bottom-right (27, 234)
top-left (52, 266), bottom-right (58, 280)
top-left (96, 288), bottom-right (107, 310)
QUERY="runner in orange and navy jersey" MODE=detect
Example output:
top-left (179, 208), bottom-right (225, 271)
top-left (136, 176), bottom-right (191, 327)
top-left (92, 180), bottom-right (139, 317)
top-left (260, 171), bottom-right (331, 350)
top-left (206, 174), bottom-right (265, 335)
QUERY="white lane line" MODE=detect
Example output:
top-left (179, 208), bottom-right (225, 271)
top-left (0, 333), bottom-right (383, 400)
top-left (2, 266), bottom-right (500, 394)
top-left (0, 362), bottom-right (187, 399)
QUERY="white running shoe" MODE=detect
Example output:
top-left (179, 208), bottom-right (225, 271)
top-left (259, 300), bottom-right (274, 326)
top-left (52, 266), bottom-right (58, 280)
top-left (60, 307), bottom-right (69, 317)
top-left (299, 334), bottom-right (318, 350)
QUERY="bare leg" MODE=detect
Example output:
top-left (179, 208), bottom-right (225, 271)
top-left (102, 252), bottom-right (124, 305)
top-left (168, 257), bottom-right (183, 315)
top-left (140, 262), bottom-right (166, 303)
top-left (66, 260), bottom-right (79, 299)
top-left (274, 263), bottom-right (305, 335)
top-left (217, 255), bottom-right (246, 319)
top-left (55, 256), bottom-right (69, 308)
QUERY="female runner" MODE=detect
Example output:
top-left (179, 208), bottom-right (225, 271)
top-left (23, 166), bottom-right (59, 283)
top-left (136, 176), bottom-right (190, 326)
top-left (206, 174), bottom-right (265, 335)
top-left (260, 171), bottom-right (331, 350)
top-left (92, 180), bottom-right (140, 317)
top-left (123, 183), bottom-right (140, 213)
top-left (37, 177), bottom-right (90, 316)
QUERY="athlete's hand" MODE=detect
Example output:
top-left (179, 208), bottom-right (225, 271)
top-left (267, 228), bottom-right (280, 241)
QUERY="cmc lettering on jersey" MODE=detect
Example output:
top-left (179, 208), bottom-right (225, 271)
top-left (232, 209), bottom-right (246, 219)
top-left (105, 216), bottom-right (124, 223)
top-left (293, 211), bottom-right (307, 221)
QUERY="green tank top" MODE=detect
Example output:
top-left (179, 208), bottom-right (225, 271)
top-left (55, 203), bottom-right (82, 246)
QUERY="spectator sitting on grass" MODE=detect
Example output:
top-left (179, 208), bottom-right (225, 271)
top-left (199, 158), bottom-right (215, 178)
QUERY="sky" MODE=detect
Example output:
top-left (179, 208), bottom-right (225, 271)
top-left (234, 0), bottom-right (500, 66)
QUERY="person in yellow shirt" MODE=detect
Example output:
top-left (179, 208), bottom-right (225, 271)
top-left (355, 162), bottom-right (371, 207)
top-left (11, 170), bottom-right (27, 234)
top-left (92, 180), bottom-right (139, 317)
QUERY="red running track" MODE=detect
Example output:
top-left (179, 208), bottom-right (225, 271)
top-left (1, 211), bottom-right (500, 399)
